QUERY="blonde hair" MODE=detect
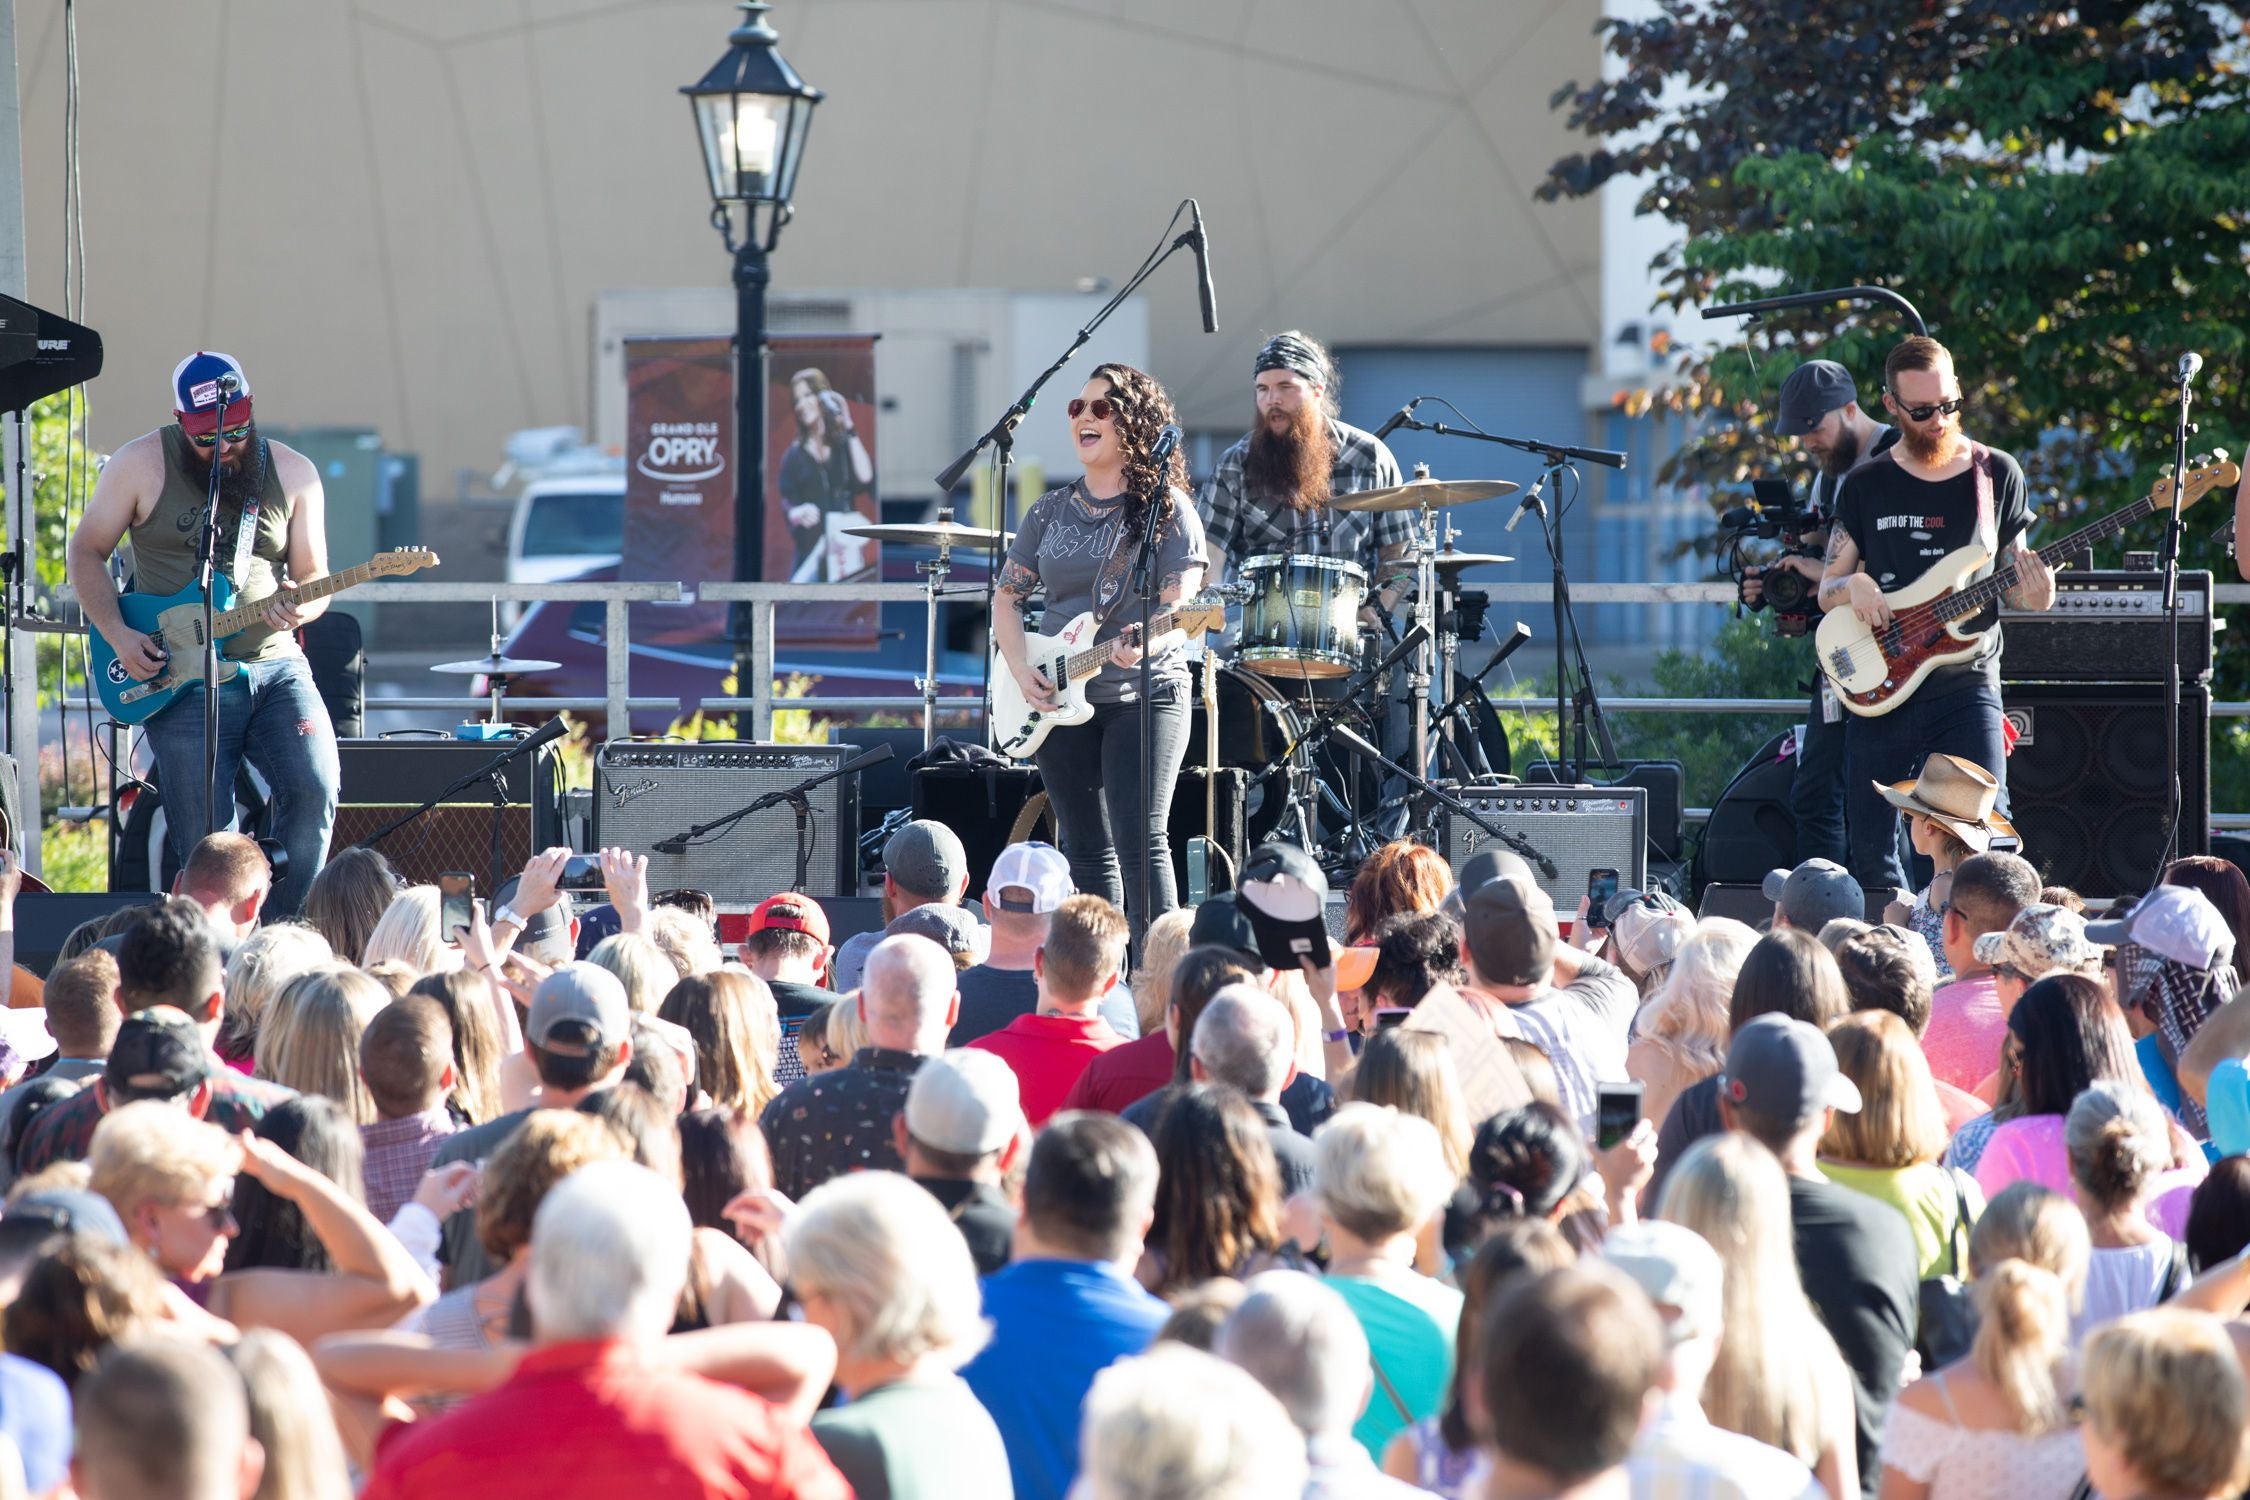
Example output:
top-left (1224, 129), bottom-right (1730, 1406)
top-left (359, 887), bottom-right (463, 978)
top-left (1135, 911), bottom-right (1195, 1037)
top-left (1969, 1181), bottom-right (2090, 1311)
top-left (88, 1101), bottom-right (241, 1227)
top-left (588, 933), bottom-right (676, 1015)
top-left (647, 906), bottom-right (723, 979)
top-left (826, 992), bottom-right (870, 1065)
top-left (2081, 1308), bottom-right (2250, 1497)
top-left (1969, 1259), bottom-right (2070, 1434)
top-left (222, 1330), bottom-right (353, 1500)
top-left (218, 924), bottom-right (334, 1061)
top-left (2065, 1079), bottom-right (2171, 1212)
top-left (784, 1172), bottom-right (990, 1368)
top-left (1348, 1030), bottom-right (1473, 1179)
top-left (1634, 918), bottom-right (1757, 1080)
top-left (257, 966), bottom-right (389, 1125)
top-left (1657, 1133), bottom-right (1851, 1468)
top-left (1820, 1010), bottom-right (1948, 1168)
top-left (1312, 1103), bottom-right (1457, 1244)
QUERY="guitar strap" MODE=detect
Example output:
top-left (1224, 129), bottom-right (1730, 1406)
top-left (224, 438), bottom-right (273, 589)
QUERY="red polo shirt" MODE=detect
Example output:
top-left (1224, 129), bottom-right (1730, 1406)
top-left (967, 1011), bottom-right (1126, 1125)
top-left (1058, 1029), bottom-right (1175, 1115)
top-left (360, 1339), bottom-right (849, 1500)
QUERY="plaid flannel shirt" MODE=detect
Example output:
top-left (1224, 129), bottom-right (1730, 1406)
top-left (1197, 417), bottom-right (1411, 578)
top-left (361, 1107), bottom-right (460, 1224)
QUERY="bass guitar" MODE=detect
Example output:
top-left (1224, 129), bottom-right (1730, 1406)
top-left (1815, 460), bottom-right (2236, 717)
top-left (92, 547), bottom-right (440, 725)
top-left (991, 592), bottom-right (1227, 761)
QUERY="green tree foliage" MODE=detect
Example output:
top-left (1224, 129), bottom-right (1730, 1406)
top-left (1540, 1), bottom-right (2250, 803)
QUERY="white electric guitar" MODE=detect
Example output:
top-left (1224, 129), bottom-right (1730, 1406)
top-left (992, 593), bottom-right (1228, 760)
top-left (1816, 458), bottom-right (2236, 716)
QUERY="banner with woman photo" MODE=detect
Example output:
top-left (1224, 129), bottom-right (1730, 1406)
top-left (766, 333), bottom-right (880, 649)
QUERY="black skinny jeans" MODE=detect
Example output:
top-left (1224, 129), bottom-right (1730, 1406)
top-left (1033, 680), bottom-right (1190, 940)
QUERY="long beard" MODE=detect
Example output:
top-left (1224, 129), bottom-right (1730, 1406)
top-left (182, 426), bottom-right (263, 508)
top-left (1817, 426), bottom-right (1861, 476)
top-left (1900, 419), bottom-right (1963, 467)
top-left (1242, 403), bottom-right (1335, 511)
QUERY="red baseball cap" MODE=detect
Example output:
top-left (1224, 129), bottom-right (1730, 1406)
top-left (746, 892), bottom-right (830, 945)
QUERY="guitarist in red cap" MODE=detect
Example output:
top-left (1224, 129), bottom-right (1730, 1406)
top-left (1817, 335), bottom-right (2056, 902)
top-left (66, 351), bottom-right (338, 915)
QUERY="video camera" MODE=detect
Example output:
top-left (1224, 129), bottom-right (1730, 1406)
top-left (1719, 478), bottom-right (1826, 638)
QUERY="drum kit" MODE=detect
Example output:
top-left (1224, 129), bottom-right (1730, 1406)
top-left (832, 472), bottom-right (1532, 873)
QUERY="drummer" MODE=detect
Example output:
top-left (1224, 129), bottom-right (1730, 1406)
top-left (1198, 329), bottom-right (1412, 610)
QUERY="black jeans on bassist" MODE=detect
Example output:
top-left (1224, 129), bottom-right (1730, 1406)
top-left (1033, 681), bottom-right (1191, 941)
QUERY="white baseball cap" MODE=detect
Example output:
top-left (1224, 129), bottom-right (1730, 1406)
top-left (987, 841), bottom-right (1073, 915)
top-left (905, 1049), bottom-right (1024, 1157)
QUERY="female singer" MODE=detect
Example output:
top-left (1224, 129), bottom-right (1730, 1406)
top-left (994, 363), bottom-right (1206, 937)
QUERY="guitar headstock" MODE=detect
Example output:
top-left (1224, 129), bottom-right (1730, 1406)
top-left (370, 546), bottom-right (441, 576)
top-left (2151, 454), bottom-right (2240, 513)
top-left (1175, 591), bottom-right (1229, 637)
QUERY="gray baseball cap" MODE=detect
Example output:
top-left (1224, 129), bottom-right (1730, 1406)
top-left (1763, 858), bottom-right (1866, 932)
top-left (884, 820), bottom-right (969, 902)
top-left (1720, 1013), bottom-right (1861, 1127)
top-left (527, 962), bottom-right (631, 1054)
top-left (1463, 875), bottom-right (1557, 988)
top-left (889, 902), bottom-right (986, 962)
top-left (1441, 847), bottom-right (1533, 917)
top-left (1774, 360), bottom-right (1860, 437)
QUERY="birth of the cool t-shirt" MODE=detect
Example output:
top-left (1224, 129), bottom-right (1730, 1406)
top-left (1833, 444), bottom-right (2030, 681)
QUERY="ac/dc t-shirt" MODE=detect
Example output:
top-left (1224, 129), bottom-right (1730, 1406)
top-left (1002, 481), bottom-right (1207, 704)
top-left (1833, 446), bottom-right (2030, 685)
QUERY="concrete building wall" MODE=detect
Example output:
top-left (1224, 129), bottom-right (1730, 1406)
top-left (12, 0), bottom-right (1603, 500)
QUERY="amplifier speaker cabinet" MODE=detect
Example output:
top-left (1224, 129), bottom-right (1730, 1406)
top-left (334, 738), bottom-right (563, 890)
top-left (1440, 784), bottom-right (1648, 912)
top-left (911, 765), bottom-right (1039, 904)
top-left (1999, 683), bottom-right (2208, 899)
top-left (595, 742), bottom-right (860, 902)
top-left (1998, 571), bottom-right (2213, 682)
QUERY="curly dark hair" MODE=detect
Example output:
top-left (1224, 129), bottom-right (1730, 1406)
top-left (1088, 362), bottom-right (1190, 544)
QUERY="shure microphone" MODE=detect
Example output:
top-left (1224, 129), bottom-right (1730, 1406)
top-left (2180, 351), bottom-right (2204, 385)
top-left (1187, 200), bottom-right (1218, 334)
top-left (1504, 473), bottom-right (1549, 534)
top-left (1150, 424), bottom-right (1183, 465)
top-left (1372, 400), bottom-right (1420, 442)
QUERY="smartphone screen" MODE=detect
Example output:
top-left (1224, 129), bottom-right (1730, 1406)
top-left (1586, 868), bottom-right (1620, 929)
top-left (438, 871), bottom-right (477, 941)
top-left (1596, 1081), bottom-right (1645, 1150)
top-left (559, 853), bottom-right (604, 891)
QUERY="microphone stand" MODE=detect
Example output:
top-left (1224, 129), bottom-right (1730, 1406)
top-left (934, 201), bottom-right (1205, 745)
top-left (351, 718), bottom-right (565, 891)
top-left (1390, 416), bottom-right (1623, 779)
top-left (1130, 490), bottom-right (1163, 957)
top-left (650, 745), bottom-right (894, 875)
top-left (2158, 361), bottom-right (2196, 875)
top-left (1327, 723), bottom-right (1555, 878)
top-left (194, 420), bottom-right (229, 836)
top-left (1278, 625), bottom-right (1431, 857)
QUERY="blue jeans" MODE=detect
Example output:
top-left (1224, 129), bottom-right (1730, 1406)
top-left (142, 653), bottom-right (339, 917)
top-left (1844, 673), bottom-right (2008, 897)
top-left (1791, 684), bottom-right (1850, 868)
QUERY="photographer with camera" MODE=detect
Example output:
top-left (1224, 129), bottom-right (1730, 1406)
top-left (1737, 360), bottom-right (1897, 868)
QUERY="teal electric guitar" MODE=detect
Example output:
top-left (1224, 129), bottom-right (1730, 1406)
top-left (92, 547), bottom-right (439, 724)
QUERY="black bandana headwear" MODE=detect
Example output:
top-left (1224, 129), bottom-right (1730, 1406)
top-left (1254, 332), bottom-right (1327, 385)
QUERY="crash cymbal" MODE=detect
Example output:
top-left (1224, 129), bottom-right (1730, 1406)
top-left (1330, 477), bottom-right (1518, 514)
top-left (844, 521), bottom-right (1013, 549)
top-left (430, 653), bottom-right (563, 676)
top-left (1378, 551), bottom-right (1516, 585)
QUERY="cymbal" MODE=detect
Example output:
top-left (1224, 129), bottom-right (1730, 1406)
top-left (431, 654), bottom-right (563, 676)
top-left (1379, 551), bottom-right (1516, 584)
top-left (844, 520), bottom-right (1013, 549)
top-left (1331, 478), bottom-right (1518, 514)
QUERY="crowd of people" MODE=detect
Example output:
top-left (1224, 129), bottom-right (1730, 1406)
top-left (7, 761), bottom-right (2250, 1500)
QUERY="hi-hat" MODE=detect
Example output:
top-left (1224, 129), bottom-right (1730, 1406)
top-left (1332, 481), bottom-right (1512, 517)
top-left (844, 520), bottom-right (1013, 549)
top-left (431, 653), bottom-right (561, 676)
top-left (1331, 477), bottom-right (1518, 513)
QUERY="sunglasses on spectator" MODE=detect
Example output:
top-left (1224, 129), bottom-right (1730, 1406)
top-left (1066, 397), bottom-right (1118, 420)
top-left (1891, 394), bottom-right (1966, 423)
top-left (189, 423), bottom-right (253, 448)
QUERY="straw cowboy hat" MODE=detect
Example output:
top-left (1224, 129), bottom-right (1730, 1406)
top-left (1875, 753), bottom-right (2018, 852)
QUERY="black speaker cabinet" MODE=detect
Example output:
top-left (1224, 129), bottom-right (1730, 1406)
top-left (336, 737), bottom-right (564, 891)
top-left (911, 765), bottom-right (1040, 903)
top-left (2000, 682), bottom-right (2209, 899)
top-left (1691, 732), bottom-right (1801, 892)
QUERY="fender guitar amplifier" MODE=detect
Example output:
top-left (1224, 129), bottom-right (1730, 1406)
top-left (1440, 784), bottom-right (1648, 912)
top-left (334, 738), bottom-right (563, 889)
top-left (1998, 571), bottom-right (2213, 682)
top-left (595, 742), bottom-right (860, 901)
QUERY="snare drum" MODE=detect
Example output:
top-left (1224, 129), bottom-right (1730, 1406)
top-left (1236, 553), bottom-right (1367, 682)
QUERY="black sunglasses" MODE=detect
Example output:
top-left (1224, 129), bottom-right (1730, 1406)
top-left (189, 423), bottom-right (253, 449)
top-left (1890, 394), bottom-right (1966, 423)
top-left (1066, 397), bottom-right (1118, 421)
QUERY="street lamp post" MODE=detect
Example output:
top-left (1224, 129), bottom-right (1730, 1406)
top-left (682, 1), bottom-right (822, 693)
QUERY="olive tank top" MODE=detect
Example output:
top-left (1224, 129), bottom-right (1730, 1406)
top-left (127, 427), bottom-right (296, 661)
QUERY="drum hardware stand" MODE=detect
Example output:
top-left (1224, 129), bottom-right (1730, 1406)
top-left (1427, 620), bottom-right (1532, 783)
top-left (1382, 413), bottom-right (1627, 780)
top-left (1326, 722), bottom-right (1555, 879)
top-left (1275, 624), bottom-right (1429, 862)
top-left (919, 514), bottom-right (955, 754)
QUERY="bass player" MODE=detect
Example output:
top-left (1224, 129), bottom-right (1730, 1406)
top-left (993, 362), bottom-right (1207, 941)
top-left (1819, 334), bottom-right (2055, 900)
top-left (66, 352), bottom-right (339, 916)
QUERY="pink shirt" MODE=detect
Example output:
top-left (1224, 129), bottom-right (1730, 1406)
top-left (1972, 1113), bottom-right (2209, 1236)
top-left (1924, 975), bottom-right (2006, 1093)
